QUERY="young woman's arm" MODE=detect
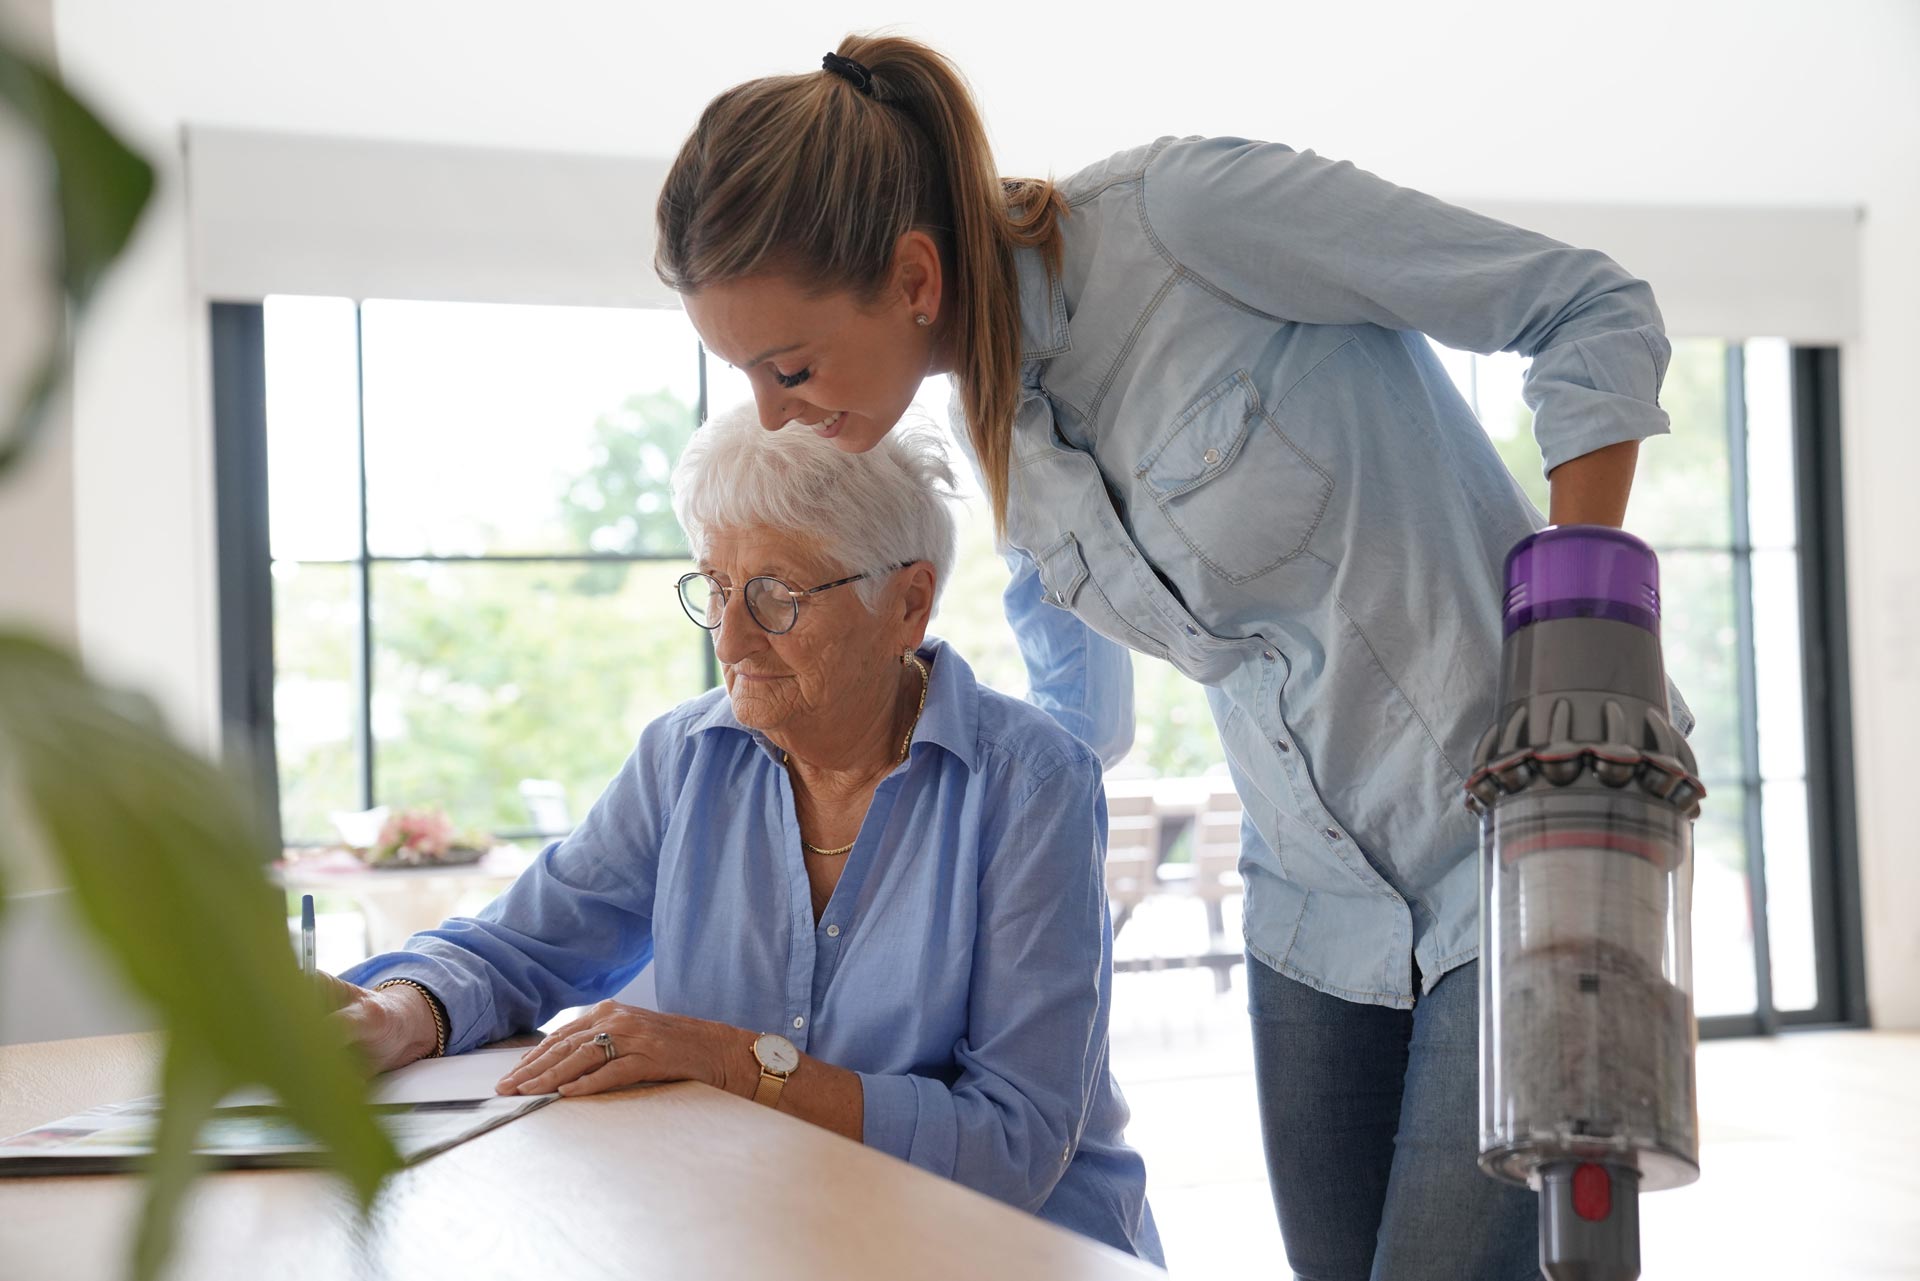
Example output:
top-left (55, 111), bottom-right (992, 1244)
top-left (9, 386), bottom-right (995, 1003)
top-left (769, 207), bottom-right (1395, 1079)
top-left (1548, 439), bottom-right (1639, 527)
top-left (1003, 546), bottom-right (1136, 766)
top-left (1139, 136), bottom-right (1672, 488)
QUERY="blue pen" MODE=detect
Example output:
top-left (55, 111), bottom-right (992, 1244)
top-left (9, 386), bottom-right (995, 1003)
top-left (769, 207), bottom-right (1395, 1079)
top-left (300, 894), bottom-right (316, 975)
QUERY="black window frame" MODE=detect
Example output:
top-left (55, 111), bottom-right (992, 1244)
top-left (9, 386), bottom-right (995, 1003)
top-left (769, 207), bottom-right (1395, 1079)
top-left (211, 298), bottom-right (721, 848)
top-left (1691, 344), bottom-right (1867, 1037)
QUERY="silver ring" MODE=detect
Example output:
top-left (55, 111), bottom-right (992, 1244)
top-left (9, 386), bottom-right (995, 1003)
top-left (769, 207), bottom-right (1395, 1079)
top-left (591, 1030), bottom-right (615, 1063)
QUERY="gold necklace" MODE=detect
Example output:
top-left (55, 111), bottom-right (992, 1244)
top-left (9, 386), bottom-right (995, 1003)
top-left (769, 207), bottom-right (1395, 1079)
top-left (789, 654), bottom-right (930, 858)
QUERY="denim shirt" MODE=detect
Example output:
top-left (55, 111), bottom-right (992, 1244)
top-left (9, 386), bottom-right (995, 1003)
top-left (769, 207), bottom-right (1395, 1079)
top-left (343, 640), bottom-right (1161, 1263)
top-left (955, 135), bottom-right (1690, 1009)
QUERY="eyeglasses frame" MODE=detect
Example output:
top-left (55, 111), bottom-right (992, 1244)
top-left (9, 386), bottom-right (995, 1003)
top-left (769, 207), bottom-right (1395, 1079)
top-left (675, 562), bottom-right (912, 635)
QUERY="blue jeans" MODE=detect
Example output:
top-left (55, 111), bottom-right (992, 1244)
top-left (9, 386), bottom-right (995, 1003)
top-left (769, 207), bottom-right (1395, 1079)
top-left (1248, 955), bottom-right (1537, 1281)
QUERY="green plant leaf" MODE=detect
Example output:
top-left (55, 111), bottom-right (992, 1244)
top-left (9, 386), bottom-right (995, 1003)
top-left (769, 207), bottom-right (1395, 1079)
top-left (0, 42), bottom-right (153, 306)
top-left (0, 633), bottom-right (401, 1254)
top-left (0, 39), bottom-right (155, 475)
top-left (132, 1039), bottom-right (221, 1281)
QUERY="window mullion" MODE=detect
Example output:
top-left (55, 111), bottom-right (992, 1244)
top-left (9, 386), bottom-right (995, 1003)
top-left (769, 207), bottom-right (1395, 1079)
top-left (354, 301), bottom-right (376, 813)
top-left (1724, 341), bottom-right (1777, 1031)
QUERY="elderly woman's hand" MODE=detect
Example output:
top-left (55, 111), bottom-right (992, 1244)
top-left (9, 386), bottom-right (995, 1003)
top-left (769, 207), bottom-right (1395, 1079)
top-left (494, 1000), bottom-right (741, 1098)
top-left (320, 972), bottom-right (441, 1074)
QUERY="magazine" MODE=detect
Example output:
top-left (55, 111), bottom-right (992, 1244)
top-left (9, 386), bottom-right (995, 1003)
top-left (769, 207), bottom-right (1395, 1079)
top-left (0, 1047), bottom-right (557, 1176)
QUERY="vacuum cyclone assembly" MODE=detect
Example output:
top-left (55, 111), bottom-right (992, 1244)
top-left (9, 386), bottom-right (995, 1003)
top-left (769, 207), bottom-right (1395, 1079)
top-left (1469, 526), bottom-right (1706, 1281)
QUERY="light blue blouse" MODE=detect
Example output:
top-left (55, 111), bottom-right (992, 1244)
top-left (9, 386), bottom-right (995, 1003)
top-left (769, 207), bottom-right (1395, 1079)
top-left (343, 639), bottom-right (1162, 1264)
top-left (963, 135), bottom-right (1692, 1011)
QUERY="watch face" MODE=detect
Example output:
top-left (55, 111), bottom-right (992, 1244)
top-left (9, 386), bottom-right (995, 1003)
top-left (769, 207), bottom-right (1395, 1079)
top-left (754, 1033), bottom-right (800, 1074)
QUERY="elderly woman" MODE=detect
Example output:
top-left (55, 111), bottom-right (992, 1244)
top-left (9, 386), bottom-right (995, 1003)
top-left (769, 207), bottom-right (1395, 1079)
top-left (326, 404), bottom-right (1161, 1264)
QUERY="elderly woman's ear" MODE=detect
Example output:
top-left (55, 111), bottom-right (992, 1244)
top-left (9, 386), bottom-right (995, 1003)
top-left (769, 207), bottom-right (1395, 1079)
top-left (888, 560), bottom-right (938, 646)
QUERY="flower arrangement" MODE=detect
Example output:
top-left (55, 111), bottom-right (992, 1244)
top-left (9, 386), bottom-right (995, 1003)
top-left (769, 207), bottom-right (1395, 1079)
top-left (351, 806), bottom-right (491, 868)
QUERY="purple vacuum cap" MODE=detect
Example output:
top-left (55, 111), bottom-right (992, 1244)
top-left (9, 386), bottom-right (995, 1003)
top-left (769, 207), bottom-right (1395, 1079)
top-left (1503, 525), bottom-right (1661, 637)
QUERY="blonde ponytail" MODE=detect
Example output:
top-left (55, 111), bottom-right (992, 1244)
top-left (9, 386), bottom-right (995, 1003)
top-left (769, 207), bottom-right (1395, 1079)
top-left (655, 34), bottom-right (1064, 536)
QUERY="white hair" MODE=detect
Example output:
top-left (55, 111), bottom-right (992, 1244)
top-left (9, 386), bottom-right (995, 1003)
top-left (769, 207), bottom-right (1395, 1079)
top-left (671, 402), bottom-right (959, 613)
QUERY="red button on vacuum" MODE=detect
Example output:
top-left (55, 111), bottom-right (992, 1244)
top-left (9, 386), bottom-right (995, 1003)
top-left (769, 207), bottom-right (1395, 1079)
top-left (1572, 1162), bottom-right (1612, 1222)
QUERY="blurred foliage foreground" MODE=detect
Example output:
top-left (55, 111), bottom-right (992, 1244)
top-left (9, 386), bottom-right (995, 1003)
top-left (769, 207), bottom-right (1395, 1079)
top-left (0, 37), bottom-right (399, 1281)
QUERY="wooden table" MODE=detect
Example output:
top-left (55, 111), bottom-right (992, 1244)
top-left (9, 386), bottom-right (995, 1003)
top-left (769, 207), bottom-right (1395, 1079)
top-left (0, 1033), bottom-right (1162, 1281)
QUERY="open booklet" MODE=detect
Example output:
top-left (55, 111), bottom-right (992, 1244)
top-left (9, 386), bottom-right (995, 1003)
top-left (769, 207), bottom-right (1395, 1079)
top-left (0, 1047), bottom-right (555, 1177)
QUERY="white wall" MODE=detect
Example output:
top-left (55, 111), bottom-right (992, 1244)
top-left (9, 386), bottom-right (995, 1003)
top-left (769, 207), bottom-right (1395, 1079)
top-left (0, 0), bottom-right (74, 649)
top-left (45, 0), bottom-right (1920, 1026)
top-left (0, 0), bottom-right (160, 1045)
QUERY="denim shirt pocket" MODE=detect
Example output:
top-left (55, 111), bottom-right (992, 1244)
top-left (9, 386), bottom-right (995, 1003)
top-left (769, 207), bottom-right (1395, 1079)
top-left (1137, 370), bottom-right (1333, 584)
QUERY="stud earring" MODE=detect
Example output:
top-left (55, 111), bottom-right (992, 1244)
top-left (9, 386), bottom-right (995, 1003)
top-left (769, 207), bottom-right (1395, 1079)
top-left (915, 314), bottom-right (930, 327)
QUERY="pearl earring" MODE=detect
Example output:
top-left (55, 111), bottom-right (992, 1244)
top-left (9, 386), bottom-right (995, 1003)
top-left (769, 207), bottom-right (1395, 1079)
top-left (915, 314), bottom-right (930, 327)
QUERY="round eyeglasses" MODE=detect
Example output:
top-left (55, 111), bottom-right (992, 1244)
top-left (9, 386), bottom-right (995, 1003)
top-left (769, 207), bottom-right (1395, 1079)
top-left (676, 564), bottom-right (909, 636)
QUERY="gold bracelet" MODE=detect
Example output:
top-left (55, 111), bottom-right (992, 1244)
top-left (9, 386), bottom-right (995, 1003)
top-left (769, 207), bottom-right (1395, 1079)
top-left (376, 978), bottom-right (448, 1058)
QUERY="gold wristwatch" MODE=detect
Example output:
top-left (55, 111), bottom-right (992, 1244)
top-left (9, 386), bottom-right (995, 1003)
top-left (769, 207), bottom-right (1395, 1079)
top-left (751, 1033), bottom-right (799, 1109)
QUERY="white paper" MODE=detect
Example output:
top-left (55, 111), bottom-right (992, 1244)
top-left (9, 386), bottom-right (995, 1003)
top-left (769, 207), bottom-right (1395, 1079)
top-left (217, 1047), bottom-right (549, 1111)
top-left (371, 1047), bottom-right (549, 1105)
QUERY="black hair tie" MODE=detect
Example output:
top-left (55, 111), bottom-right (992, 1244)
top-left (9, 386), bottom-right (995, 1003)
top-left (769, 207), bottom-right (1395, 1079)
top-left (822, 52), bottom-right (874, 96)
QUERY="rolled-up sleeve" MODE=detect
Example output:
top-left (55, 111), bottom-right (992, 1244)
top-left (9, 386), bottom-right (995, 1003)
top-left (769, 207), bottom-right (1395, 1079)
top-left (341, 722), bottom-right (671, 1054)
top-left (1140, 135), bottom-right (1672, 477)
top-left (857, 757), bottom-right (1112, 1212)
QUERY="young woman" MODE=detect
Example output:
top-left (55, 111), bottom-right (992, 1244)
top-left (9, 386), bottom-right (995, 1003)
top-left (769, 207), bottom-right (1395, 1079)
top-left (654, 34), bottom-right (1686, 1280)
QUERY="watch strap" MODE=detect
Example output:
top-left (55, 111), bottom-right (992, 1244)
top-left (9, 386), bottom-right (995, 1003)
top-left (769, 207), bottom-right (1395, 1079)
top-left (751, 1068), bottom-right (788, 1110)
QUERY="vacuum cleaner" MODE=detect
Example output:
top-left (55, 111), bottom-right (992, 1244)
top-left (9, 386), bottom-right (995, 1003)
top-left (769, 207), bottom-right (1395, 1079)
top-left (1468, 525), bottom-right (1706, 1281)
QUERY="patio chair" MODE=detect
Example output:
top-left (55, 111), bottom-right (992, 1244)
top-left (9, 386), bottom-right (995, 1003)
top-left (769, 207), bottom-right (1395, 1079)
top-left (1103, 784), bottom-right (1162, 936)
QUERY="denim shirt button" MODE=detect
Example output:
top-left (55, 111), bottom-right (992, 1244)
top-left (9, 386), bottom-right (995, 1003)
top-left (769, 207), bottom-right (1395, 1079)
top-left (1276, 739), bottom-right (1291, 754)
top-left (1202, 448), bottom-right (1221, 466)
top-left (792, 1016), bottom-right (806, 1030)
top-left (1184, 624), bottom-right (1199, 637)
top-left (825, 924), bottom-right (840, 938)
top-left (1261, 649), bottom-right (1276, 661)
top-left (1323, 827), bottom-right (1340, 841)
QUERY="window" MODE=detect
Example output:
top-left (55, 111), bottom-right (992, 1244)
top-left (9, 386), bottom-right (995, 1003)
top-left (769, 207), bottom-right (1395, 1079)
top-left (216, 302), bottom-right (1860, 1033)
top-left (230, 297), bottom-right (711, 843)
top-left (1433, 337), bottom-right (1863, 1030)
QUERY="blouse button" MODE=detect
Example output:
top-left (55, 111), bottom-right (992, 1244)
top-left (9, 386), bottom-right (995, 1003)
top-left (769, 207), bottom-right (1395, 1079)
top-left (825, 924), bottom-right (840, 938)
top-left (792, 1016), bottom-right (806, 1030)
top-left (1202, 448), bottom-right (1221, 466)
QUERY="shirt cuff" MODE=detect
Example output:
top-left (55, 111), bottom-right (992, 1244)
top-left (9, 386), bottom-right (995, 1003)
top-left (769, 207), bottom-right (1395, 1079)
top-left (1529, 328), bottom-right (1673, 477)
top-left (341, 950), bottom-right (498, 1055)
top-left (858, 1072), bottom-right (956, 1178)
